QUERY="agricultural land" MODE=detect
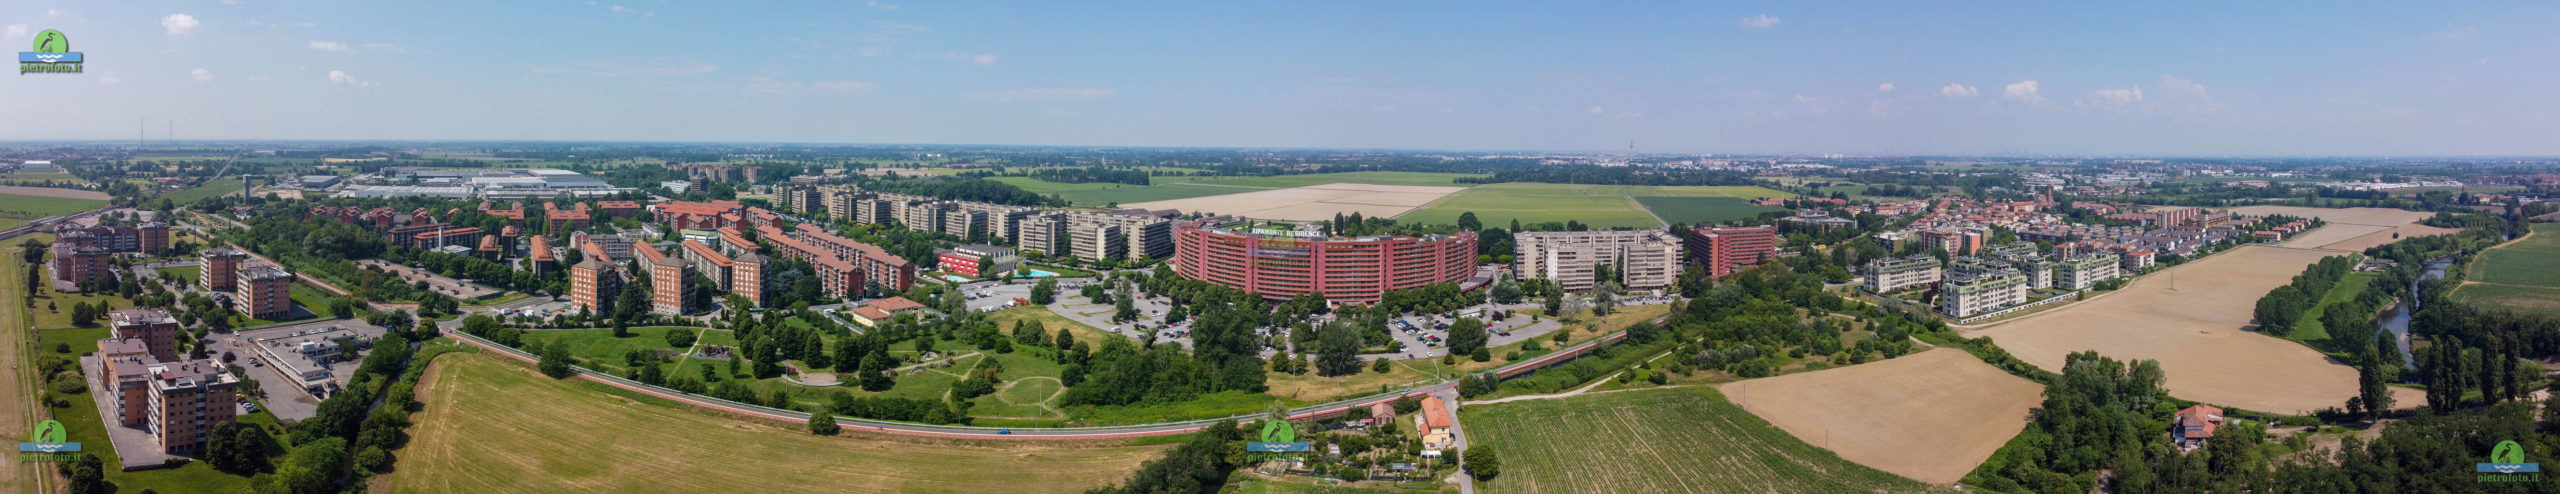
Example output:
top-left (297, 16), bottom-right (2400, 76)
top-left (1463, 385), bottom-right (1941, 493)
top-left (1719, 348), bottom-right (2043, 484)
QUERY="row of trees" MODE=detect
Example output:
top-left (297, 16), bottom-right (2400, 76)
top-left (2248, 255), bottom-right (2358, 334)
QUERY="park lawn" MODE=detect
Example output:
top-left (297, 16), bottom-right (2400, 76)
top-left (665, 348), bottom-right (974, 408)
top-left (2284, 272), bottom-right (2380, 347)
top-left (988, 306), bottom-right (1129, 347)
top-left (1636, 196), bottom-right (1786, 225)
top-left (1399, 182), bottom-right (1663, 229)
top-left (0, 193), bottom-right (108, 220)
top-left (387, 352), bottom-right (1169, 494)
top-left (1464, 386), bottom-right (1939, 493)
top-left (1264, 358), bottom-right (1445, 404)
top-left (462, 291), bottom-right (535, 307)
top-left (520, 327), bottom-right (701, 373)
top-left (157, 265), bottom-right (201, 286)
top-left (29, 284), bottom-right (127, 330)
top-left (1061, 390), bottom-right (1291, 426)
top-left (37, 327), bottom-right (111, 356)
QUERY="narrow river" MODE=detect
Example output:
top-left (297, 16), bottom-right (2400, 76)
top-left (2374, 260), bottom-right (2449, 374)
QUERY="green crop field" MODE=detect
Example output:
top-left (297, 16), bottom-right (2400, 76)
top-left (1398, 183), bottom-right (1663, 228)
top-left (0, 193), bottom-right (108, 220)
top-left (1465, 386), bottom-right (1938, 493)
top-left (1033, 171), bottom-right (1486, 206)
top-left (388, 353), bottom-right (1168, 494)
top-left (1636, 196), bottom-right (1786, 226)
top-left (2468, 223), bottom-right (2560, 287)
top-left (2456, 223), bottom-right (2560, 317)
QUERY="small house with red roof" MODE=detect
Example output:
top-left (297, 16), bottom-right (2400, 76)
top-left (2171, 404), bottom-right (2225, 450)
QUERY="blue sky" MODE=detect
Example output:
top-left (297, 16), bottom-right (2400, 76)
top-left (3, 1), bottom-right (2557, 155)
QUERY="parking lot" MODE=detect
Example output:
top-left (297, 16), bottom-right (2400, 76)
top-left (205, 319), bottom-right (390, 421)
top-left (358, 259), bottom-right (502, 299)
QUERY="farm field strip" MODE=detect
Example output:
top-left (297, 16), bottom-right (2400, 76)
top-left (2455, 223), bottom-right (2560, 316)
top-left (1123, 183), bottom-right (1466, 221)
top-left (1464, 385), bottom-right (1940, 493)
top-left (1719, 348), bottom-right (2042, 484)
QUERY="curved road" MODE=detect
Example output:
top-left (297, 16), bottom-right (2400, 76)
top-left (438, 313), bottom-right (1646, 440)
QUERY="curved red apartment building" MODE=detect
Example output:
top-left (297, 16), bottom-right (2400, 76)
top-left (1174, 225), bottom-right (1476, 303)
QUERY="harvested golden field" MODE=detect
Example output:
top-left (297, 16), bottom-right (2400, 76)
top-left (1965, 245), bottom-right (2417, 414)
top-left (2319, 224), bottom-right (2463, 252)
top-left (1720, 348), bottom-right (2043, 484)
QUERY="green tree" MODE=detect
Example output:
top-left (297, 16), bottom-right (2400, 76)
top-left (1447, 317), bottom-right (1488, 356)
top-left (808, 408), bottom-right (842, 435)
top-left (1315, 321), bottom-right (1364, 376)
top-left (1464, 446), bottom-right (1501, 480)
top-left (1029, 278), bottom-right (1058, 305)
top-left (538, 343), bottom-right (576, 378)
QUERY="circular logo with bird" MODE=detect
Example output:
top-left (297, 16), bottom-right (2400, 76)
top-left (33, 30), bottom-right (70, 53)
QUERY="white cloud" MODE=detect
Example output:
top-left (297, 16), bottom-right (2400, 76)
top-left (866, 1), bottom-right (900, 11)
top-left (100, 72), bottom-right (122, 85)
top-left (222, 0), bottom-right (241, 5)
top-left (360, 42), bottom-right (403, 52)
top-left (1590, 106), bottom-right (1606, 115)
top-left (1586, 105), bottom-right (1641, 119)
top-left (327, 70), bottom-right (371, 87)
top-left (191, 68), bottom-right (213, 82)
top-left (609, 5), bottom-right (655, 16)
top-left (163, 14), bottom-right (202, 35)
top-left (529, 60), bottom-right (717, 77)
top-left (744, 76), bottom-right (872, 93)
top-left (4, 25), bottom-right (26, 39)
top-left (309, 41), bottom-right (351, 52)
top-left (2003, 80), bottom-right (2044, 104)
top-left (1877, 82), bottom-right (1895, 92)
top-left (972, 54), bottom-right (999, 66)
top-left (48, 9), bottom-right (63, 17)
top-left (245, 75), bottom-right (270, 81)
top-left (1739, 14), bottom-right (1780, 28)
top-left (1939, 83), bottom-right (1978, 98)
top-left (2090, 87), bottom-right (2143, 105)
top-left (2155, 74), bottom-right (2209, 101)
top-left (974, 88), bottom-right (1117, 103)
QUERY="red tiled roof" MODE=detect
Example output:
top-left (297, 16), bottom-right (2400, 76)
top-left (1420, 397), bottom-right (1454, 429)
top-left (869, 296), bottom-right (925, 312)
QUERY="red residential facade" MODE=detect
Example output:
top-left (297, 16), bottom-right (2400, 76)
top-left (1172, 225), bottom-right (1476, 304)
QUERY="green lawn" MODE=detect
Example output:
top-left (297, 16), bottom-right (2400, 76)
top-left (0, 192), bottom-right (108, 220)
top-left (37, 327), bottom-right (111, 356)
top-left (157, 265), bottom-right (201, 286)
top-left (521, 327), bottom-right (717, 374)
top-left (2284, 272), bottom-right (2380, 346)
top-left (29, 284), bottom-right (128, 330)
top-left (1636, 196), bottom-right (1787, 226)
top-left (1465, 386), bottom-right (1937, 493)
top-left (289, 283), bottom-right (341, 320)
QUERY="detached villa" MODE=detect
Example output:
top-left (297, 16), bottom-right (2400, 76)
top-left (2171, 404), bottom-right (2226, 450)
